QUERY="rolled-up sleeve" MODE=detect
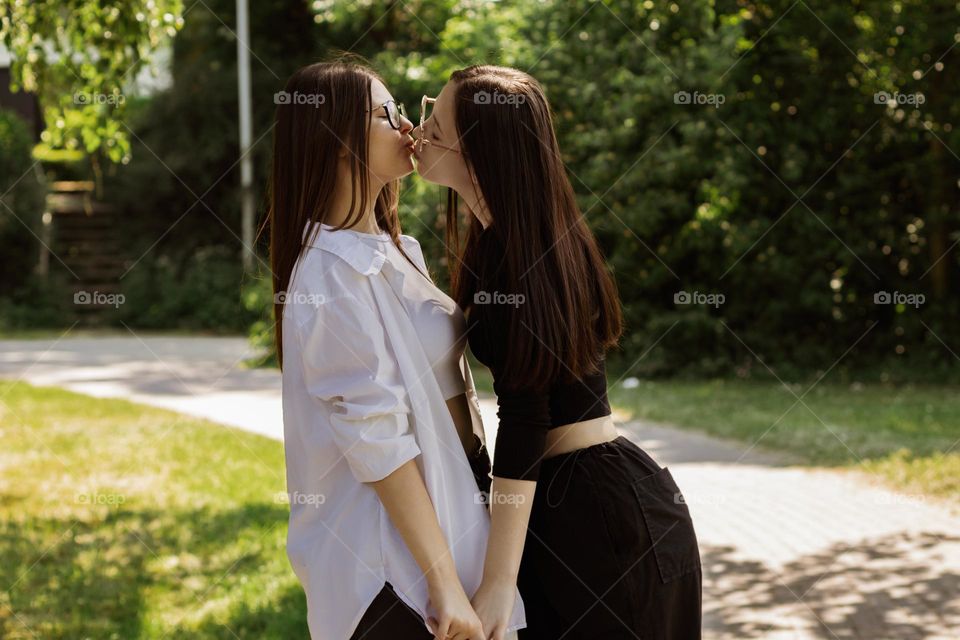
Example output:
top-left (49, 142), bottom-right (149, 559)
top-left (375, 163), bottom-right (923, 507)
top-left (295, 293), bottom-right (420, 483)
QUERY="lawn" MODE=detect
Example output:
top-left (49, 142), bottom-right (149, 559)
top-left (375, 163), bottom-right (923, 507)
top-left (0, 380), bottom-right (306, 639)
top-left (606, 378), bottom-right (960, 500)
top-left (1, 373), bottom-right (955, 639)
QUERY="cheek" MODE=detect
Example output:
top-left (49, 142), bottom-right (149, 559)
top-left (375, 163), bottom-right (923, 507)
top-left (421, 148), bottom-right (454, 176)
top-left (368, 127), bottom-right (400, 171)
top-left (369, 125), bottom-right (394, 154)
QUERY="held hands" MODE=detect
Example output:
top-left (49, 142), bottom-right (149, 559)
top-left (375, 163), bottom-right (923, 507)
top-left (427, 575), bottom-right (485, 640)
top-left (470, 577), bottom-right (517, 640)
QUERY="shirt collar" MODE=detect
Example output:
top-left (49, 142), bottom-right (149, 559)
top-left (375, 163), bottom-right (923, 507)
top-left (302, 222), bottom-right (394, 276)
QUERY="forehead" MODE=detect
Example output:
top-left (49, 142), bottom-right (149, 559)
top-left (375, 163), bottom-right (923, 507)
top-left (370, 78), bottom-right (391, 104)
top-left (434, 80), bottom-right (455, 114)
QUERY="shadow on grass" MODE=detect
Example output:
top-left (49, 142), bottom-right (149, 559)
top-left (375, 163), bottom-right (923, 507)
top-left (1, 502), bottom-right (307, 639)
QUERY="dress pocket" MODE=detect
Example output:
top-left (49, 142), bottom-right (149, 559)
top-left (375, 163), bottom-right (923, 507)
top-left (631, 467), bottom-right (701, 584)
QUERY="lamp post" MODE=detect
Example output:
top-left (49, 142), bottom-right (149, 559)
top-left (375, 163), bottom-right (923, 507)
top-left (236, 0), bottom-right (254, 271)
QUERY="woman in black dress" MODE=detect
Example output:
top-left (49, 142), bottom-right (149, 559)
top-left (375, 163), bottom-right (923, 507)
top-left (413, 65), bottom-right (703, 639)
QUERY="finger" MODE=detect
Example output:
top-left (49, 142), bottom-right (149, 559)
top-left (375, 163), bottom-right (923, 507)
top-left (427, 616), bottom-right (443, 640)
top-left (436, 616), bottom-right (451, 640)
top-left (493, 625), bottom-right (506, 640)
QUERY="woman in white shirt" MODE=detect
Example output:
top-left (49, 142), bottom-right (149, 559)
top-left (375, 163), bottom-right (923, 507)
top-left (264, 60), bottom-right (525, 640)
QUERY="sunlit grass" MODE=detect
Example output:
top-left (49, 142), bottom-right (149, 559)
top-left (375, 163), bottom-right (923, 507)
top-left (606, 378), bottom-right (960, 500)
top-left (0, 380), bottom-right (306, 639)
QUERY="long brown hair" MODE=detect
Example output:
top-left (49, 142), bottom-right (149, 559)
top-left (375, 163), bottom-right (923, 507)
top-left (446, 65), bottom-right (623, 390)
top-left (261, 58), bottom-right (406, 368)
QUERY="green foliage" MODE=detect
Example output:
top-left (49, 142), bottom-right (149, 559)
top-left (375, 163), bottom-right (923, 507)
top-left (0, 0), bottom-right (185, 163)
top-left (116, 246), bottom-right (259, 333)
top-left (391, 0), bottom-right (959, 380)
top-left (5, 0), bottom-right (958, 380)
top-left (0, 108), bottom-right (47, 298)
top-left (0, 273), bottom-right (74, 331)
top-left (243, 274), bottom-right (278, 367)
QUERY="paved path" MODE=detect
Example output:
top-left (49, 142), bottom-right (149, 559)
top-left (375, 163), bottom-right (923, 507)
top-left (2, 334), bottom-right (958, 639)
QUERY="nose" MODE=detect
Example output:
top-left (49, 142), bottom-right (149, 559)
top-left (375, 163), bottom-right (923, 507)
top-left (399, 114), bottom-right (414, 135)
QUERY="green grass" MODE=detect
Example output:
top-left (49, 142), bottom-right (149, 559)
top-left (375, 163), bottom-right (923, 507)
top-left (0, 380), bottom-right (306, 639)
top-left (471, 362), bottom-right (958, 499)
top-left (606, 378), bottom-right (960, 500)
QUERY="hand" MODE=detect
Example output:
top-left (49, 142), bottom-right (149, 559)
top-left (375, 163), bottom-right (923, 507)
top-left (470, 578), bottom-right (517, 640)
top-left (427, 576), bottom-right (485, 640)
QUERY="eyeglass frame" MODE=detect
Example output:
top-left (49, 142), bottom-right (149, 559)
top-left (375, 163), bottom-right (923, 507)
top-left (367, 99), bottom-right (406, 130)
top-left (417, 95), bottom-right (464, 154)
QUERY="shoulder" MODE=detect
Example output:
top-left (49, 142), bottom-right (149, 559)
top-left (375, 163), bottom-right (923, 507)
top-left (287, 248), bottom-right (377, 327)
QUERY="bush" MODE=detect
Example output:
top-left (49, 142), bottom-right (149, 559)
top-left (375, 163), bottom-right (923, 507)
top-left (116, 246), bottom-right (259, 333)
top-left (0, 273), bottom-right (74, 331)
top-left (0, 108), bottom-right (47, 298)
top-left (242, 272), bottom-right (278, 367)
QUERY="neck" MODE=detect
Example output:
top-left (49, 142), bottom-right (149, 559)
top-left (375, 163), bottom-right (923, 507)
top-left (458, 185), bottom-right (493, 230)
top-left (325, 176), bottom-right (385, 234)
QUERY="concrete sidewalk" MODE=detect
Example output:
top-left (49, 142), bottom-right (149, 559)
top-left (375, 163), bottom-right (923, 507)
top-left (2, 334), bottom-right (958, 638)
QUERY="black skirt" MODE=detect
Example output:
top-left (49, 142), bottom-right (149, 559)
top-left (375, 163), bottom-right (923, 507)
top-left (517, 435), bottom-right (703, 639)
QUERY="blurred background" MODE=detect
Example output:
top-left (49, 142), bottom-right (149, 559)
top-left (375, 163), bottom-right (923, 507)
top-left (2, 0), bottom-right (957, 380)
top-left (1, 1), bottom-right (958, 638)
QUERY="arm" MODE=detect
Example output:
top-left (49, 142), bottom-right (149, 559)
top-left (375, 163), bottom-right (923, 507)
top-left (371, 459), bottom-right (484, 640)
top-left (472, 379), bottom-right (550, 640)
top-left (480, 477), bottom-right (536, 585)
top-left (473, 476), bottom-right (537, 639)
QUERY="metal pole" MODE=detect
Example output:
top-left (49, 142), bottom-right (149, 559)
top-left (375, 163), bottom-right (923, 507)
top-left (236, 0), bottom-right (255, 271)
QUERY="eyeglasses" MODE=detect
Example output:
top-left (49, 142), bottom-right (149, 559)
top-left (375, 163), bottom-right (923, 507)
top-left (417, 95), bottom-right (463, 154)
top-left (368, 99), bottom-right (406, 130)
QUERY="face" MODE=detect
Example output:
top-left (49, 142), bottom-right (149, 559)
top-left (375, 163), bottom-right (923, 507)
top-left (361, 78), bottom-right (416, 185)
top-left (412, 81), bottom-right (474, 192)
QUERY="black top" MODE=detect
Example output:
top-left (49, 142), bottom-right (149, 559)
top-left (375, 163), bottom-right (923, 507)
top-left (465, 228), bottom-right (612, 481)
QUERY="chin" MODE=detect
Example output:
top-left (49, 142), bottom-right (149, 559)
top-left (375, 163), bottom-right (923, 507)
top-left (398, 160), bottom-right (415, 178)
top-left (413, 165), bottom-right (439, 185)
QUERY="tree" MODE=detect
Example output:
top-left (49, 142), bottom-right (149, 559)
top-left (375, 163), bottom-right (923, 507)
top-left (0, 0), bottom-right (185, 164)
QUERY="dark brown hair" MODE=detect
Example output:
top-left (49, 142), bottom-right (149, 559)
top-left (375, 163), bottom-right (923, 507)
top-left (445, 65), bottom-right (623, 390)
top-left (261, 58), bottom-right (407, 368)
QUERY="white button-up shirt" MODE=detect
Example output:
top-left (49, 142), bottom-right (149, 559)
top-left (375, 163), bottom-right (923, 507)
top-left (281, 223), bottom-right (526, 639)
